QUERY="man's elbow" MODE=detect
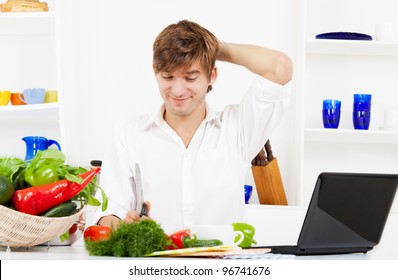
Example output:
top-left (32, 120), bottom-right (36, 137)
top-left (273, 53), bottom-right (293, 86)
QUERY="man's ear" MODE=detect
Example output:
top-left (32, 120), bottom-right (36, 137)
top-left (210, 66), bottom-right (218, 85)
top-left (152, 64), bottom-right (157, 74)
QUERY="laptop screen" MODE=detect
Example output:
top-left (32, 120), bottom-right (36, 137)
top-left (297, 173), bottom-right (398, 249)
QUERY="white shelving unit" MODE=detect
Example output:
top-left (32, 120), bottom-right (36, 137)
top-left (298, 0), bottom-right (398, 211)
top-left (0, 0), bottom-right (64, 160)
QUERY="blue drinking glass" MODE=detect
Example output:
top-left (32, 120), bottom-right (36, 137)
top-left (353, 110), bottom-right (371, 130)
top-left (322, 99), bottom-right (341, 129)
top-left (353, 94), bottom-right (372, 110)
top-left (244, 185), bottom-right (253, 204)
top-left (353, 94), bottom-right (372, 130)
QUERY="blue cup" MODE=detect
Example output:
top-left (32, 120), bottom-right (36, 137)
top-left (20, 88), bottom-right (45, 104)
top-left (353, 94), bottom-right (372, 130)
top-left (244, 185), bottom-right (253, 204)
top-left (353, 110), bottom-right (371, 130)
top-left (353, 94), bottom-right (372, 110)
top-left (322, 99), bottom-right (341, 129)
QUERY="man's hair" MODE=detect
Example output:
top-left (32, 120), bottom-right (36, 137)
top-left (153, 20), bottom-right (219, 92)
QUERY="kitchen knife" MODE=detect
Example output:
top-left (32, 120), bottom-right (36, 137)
top-left (135, 163), bottom-right (148, 217)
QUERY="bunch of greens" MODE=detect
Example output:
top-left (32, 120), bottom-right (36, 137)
top-left (85, 219), bottom-right (171, 257)
top-left (0, 156), bottom-right (25, 181)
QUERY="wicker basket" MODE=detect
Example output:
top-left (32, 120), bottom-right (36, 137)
top-left (0, 204), bottom-right (83, 248)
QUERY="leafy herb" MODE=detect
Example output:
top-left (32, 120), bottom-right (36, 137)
top-left (0, 156), bottom-right (25, 181)
top-left (85, 219), bottom-right (171, 257)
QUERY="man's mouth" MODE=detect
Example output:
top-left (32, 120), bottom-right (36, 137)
top-left (170, 97), bottom-right (189, 106)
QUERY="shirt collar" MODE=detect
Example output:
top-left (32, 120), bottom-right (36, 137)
top-left (139, 102), bottom-right (222, 131)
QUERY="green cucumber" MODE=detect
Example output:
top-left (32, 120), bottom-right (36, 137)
top-left (188, 239), bottom-right (223, 248)
top-left (183, 235), bottom-right (223, 248)
top-left (42, 202), bottom-right (77, 217)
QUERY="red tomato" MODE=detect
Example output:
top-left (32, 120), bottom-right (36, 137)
top-left (68, 223), bottom-right (78, 234)
top-left (84, 225), bottom-right (111, 242)
top-left (168, 229), bottom-right (191, 249)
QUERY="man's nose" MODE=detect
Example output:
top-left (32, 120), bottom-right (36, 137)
top-left (171, 79), bottom-right (185, 96)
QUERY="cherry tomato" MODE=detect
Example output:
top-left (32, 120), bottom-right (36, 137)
top-left (84, 225), bottom-right (111, 242)
top-left (168, 229), bottom-right (191, 249)
top-left (68, 223), bottom-right (78, 234)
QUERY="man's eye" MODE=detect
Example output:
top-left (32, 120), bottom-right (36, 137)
top-left (162, 76), bottom-right (173, 80)
top-left (186, 77), bottom-right (197, 81)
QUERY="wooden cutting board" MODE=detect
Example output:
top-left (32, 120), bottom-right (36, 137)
top-left (147, 245), bottom-right (271, 258)
top-left (169, 248), bottom-right (271, 258)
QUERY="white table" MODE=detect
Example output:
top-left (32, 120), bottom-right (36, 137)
top-left (1, 206), bottom-right (397, 260)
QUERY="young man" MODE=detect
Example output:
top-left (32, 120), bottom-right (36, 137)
top-left (95, 20), bottom-right (292, 234)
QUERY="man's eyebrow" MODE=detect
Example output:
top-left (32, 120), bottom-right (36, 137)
top-left (184, 70), bottom-right (201, 75)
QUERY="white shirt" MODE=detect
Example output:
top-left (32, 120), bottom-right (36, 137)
top-left (95, 76), bottom-right (291, 234)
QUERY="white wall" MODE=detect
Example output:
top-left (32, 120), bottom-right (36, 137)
top-left (64, 0), bottom-right (300, 203)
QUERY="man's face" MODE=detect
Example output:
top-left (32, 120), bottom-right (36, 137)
top-left (155, 63), bottom-right (217, 119)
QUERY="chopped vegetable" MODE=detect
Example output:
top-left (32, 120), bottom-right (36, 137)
top-left (85, 219), bottom-right (171, 257)
top-left (12, 167), bottom-right (100, 215)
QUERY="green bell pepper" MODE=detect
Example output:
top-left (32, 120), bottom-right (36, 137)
top-left (25, 164), bottom-right (59, 186)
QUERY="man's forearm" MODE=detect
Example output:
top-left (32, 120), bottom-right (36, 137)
top-left (97, 215), bottom-right (121, 228)
top-left (217, 42), bottom-right (292, 85)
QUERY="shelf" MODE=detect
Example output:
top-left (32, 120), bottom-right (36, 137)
top-left (304, 128), bottom-right (398, 144)
top-left (0, 12), bottom-right (55, 19)
top-left (0, 103), bottom-right (58, 112)
top-left (306, 39), bottom-right (398, 56)
top-left (0, 12), bottom-right (55, 35)
top-left (0, 103), bottom-right (59, 121)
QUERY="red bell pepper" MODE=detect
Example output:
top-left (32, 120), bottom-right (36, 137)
top-left (12, 167), bottom-right (100, 215)
top-left (168, 229), bottom-right (191, 249)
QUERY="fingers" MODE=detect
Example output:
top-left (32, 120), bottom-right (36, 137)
top-left (124, 201), bottom-right (152, 223)
top-left (124, 210), bottom-right (140, 223)
top-left (145, 200), bottom-right (151, 212)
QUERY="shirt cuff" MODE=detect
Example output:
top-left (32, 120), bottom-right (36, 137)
top-left (254, 75), bottom-right (291, 101)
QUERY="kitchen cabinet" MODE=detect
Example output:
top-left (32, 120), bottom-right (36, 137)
top-left (295, 0), bottom-right (398, 211)
top-left (0, 0), bottom-right (65, 159)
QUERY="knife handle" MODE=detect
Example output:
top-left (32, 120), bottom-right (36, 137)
top-left (140, 202), bottom-right (148, 217)
top-left (265, 139), bottom-right (274, 162)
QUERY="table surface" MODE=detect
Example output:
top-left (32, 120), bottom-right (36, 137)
top-left (0, 236), bottom-right (396, 260)
top-left (1, 207), bottom-right (397, 260)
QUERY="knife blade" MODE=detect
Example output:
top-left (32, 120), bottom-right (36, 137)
top-left (135, 163), bottom-right (148, 217)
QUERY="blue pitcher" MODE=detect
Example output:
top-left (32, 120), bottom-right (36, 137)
top-left (22, 136), bottom-right (62, 161)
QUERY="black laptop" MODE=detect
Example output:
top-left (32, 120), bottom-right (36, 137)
top-left (258, 172), bottom-right (398, 256)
